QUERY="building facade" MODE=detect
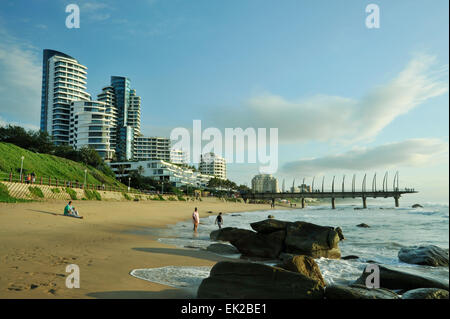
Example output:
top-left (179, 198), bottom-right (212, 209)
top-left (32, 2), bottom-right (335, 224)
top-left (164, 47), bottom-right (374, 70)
top-left (251, 174), bottom-right (279, 193)
top-left (69, 101), bottom-right (115, 160)
top-left (170, 149), bottom-right (188, 164)
top-left (199, 152), bottom-right (227, 179)
top-left (134, 136), bottom-right (171, 162)
top-left (109, 160), bottom-right (213, 188)
top-left (40, 49), bottom-right (91, 145)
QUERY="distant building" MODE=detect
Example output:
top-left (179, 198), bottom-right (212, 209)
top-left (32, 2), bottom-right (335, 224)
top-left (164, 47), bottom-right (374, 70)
top-left (252, 174), bottom-right (278, 193)
top-left (199, 152), bottom-right (227, 179)
top-left (69, 100), bottom-right (115, 160)
top-left (134, 136), bottom-right (171, 162)
top-left (109, 160), bottom-right (213, 188)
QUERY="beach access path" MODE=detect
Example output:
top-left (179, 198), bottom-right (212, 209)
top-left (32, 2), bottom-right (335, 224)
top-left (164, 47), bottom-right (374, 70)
top-left (0, 198), bottom-right (274, 298)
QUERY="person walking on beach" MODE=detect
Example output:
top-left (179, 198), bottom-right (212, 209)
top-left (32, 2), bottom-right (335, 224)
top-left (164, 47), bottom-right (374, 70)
top-left (270, 198), bottom-right (275, 209)
top-left (215, 212), bottom-right (223, 229)
top-left (192, 207), bottom-right (200, 232)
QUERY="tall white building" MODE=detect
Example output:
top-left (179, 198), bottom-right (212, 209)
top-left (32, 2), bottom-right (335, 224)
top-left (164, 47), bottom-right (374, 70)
top-left (40, 50), bottom-right (91, 145)
top-left (199, 152), bottom-right (227, 180)
top-left (252, 174), bottom-right (278, 193)
top-left (97, 86), bottom-right (118, 151)
top-left (69, 101), bottom-right (115, 160)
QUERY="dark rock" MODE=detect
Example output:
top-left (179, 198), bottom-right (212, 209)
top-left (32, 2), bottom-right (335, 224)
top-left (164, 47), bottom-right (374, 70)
top-left (267, 215), bottom-right (275, 219)
top-left (232, 230), bottom-right (286, 259)
top-left (231, 214), bottom-right (241, 216)
top-left (401, 288), bottom-right (449, 299)
top-left (284, 221), bottom-right (341, 259)
top-left (335, 227), bottom-right (345, 240)
top-left (197, 261), bottom-right (325, 299)
top-left (325, 284), bottom-right (399, 299)
top-left (210, 227), bottom-right (255, 242)
top-left (278, 255), bottom-right (326, 286)
top-left (354, 264), bottom-right (449, 291)
top-left (342, 255), bottom-right (359, 260)
top-left (356, 223), bottom-right (370, 228)
top-left (250, 219), bottom-right (290, 234)
top-left (412, 204), bottom-right (423, 208)
top-left (398, 245), bottom-right (449, 267)
top-left (206, 243), bottom-right (239, 255)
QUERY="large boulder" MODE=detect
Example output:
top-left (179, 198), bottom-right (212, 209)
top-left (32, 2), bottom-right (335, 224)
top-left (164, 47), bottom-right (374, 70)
top-left (210, 227), bottom-right (255, 242)
top-left (232, 230), bottom-right (285, 259)
top-left (412, 204), bottom-right (423, 208)
top-left (401, 288), bottom-right (449, 299)
top-left (325, 284), bottom-right (399, 299)
top-left (197, 261), bottom-right (325, 299)
top-left (284, 222), bottom-right (341, 259)
top-left (356, 223), bottom-right (370, 228)
top-left (206, 243), bottom-right (239, 255)
top-left (278, 254), bottom-right (326, 286)
top-left (250, 219), bottom-right (290, 234)
top-left (354, 264), bottom-right (449, 291)
top-left (398, 245), bottom-right (449, 267)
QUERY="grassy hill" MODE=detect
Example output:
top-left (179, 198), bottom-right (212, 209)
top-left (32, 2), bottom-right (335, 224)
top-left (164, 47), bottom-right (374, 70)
top-left (0, 142), bottom-right (126, 190)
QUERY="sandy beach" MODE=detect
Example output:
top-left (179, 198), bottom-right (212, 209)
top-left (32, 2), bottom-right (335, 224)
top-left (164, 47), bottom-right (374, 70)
top-left (0, 198), bottom-right (271, 298)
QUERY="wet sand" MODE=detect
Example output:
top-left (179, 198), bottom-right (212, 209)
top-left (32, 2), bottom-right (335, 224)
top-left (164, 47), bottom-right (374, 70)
top-left (0, 198), bottom-right (271, 298)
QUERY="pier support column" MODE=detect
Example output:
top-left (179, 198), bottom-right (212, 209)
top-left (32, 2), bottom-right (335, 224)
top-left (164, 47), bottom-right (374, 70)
top-left (331, 198), bottom-right (336, 209)
top-left (301, 198), bottom-right (305, 209)
top-left (362, 196), bottom-right (367, 209)
top-left (394, 196), bottom-right (399, 208)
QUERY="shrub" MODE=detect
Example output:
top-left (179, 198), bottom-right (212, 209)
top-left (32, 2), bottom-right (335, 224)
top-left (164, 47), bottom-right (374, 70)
top-left (66, 188), bottom-right (77, 200)
top-left (122, 192), bottom-right (131, 201)
top-left (158, 194), bottom-right (165, 201)
top-left (177, 195), bottom-right (186, 201)
top-left (168, 196), bottom-right (177, 201)
top-left (51, 187), bottom-right (60, 194)
top-left (84, 189), bottom-right (102, 201)
top-left (28, 186), bottom-right (44, 198)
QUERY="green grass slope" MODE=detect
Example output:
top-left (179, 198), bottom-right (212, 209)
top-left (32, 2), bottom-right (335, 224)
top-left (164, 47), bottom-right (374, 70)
top-left (0, 142), bottom-right (126, 190)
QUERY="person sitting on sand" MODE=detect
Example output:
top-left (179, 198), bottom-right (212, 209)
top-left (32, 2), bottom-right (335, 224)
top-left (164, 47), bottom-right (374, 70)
top-left (215, 212), bottom-right (223, 229)
top-left (192, 207), bottom-right (199, 232)
top-left (64, 201), bottom-right (83, 219)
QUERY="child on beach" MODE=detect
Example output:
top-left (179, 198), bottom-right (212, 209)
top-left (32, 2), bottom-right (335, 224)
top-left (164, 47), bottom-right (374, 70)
top-left (64, 201), bottom-right (83, 219)
top-left (192, 207), bottom-right (199, 232)
top-left (215, 212), bottom-right (223, 229)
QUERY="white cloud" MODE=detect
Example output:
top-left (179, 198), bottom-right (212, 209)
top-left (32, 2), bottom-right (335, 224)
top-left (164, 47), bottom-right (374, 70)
top-left (0, 28), bottom-right (41, 126)
top-left (213, 54), bottom-right (448, 144)
top-left (282, 138), bottom-right (449, 176)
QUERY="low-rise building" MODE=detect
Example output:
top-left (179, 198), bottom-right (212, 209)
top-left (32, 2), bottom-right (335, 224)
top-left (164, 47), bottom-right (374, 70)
top-left (134, 136), bottom-right (171, 162)
top-left (109, 160), bottom-right (213, 188)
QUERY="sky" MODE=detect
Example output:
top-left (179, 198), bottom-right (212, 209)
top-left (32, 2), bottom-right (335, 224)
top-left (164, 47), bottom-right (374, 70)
top-left (0, 0), bottom-right (448, 202)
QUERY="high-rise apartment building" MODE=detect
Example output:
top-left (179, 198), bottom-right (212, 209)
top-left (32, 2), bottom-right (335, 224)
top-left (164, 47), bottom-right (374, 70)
top-left (69, 101), bottom-right (115, 160)
top-left (134, 136), bottom-right (171, 162)
top-left (199, 152), bottom-right (227, 179)
top-left (98, 76), bottom-right (142, 161)
top-left (40, 49), bottom-right (91, 145)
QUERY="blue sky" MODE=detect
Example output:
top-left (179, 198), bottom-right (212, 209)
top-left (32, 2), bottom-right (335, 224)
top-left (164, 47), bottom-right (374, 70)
top-left (0, 0), bottom-right (448, 202)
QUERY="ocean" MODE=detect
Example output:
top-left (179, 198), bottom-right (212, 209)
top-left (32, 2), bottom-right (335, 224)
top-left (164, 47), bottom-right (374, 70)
top-left (130, 201), bottom-right (449, 293)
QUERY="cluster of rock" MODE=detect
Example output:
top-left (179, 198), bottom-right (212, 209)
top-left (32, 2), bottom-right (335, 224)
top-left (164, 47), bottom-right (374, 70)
top-left (209, 219), bottom-right (344, 260)
top-left (197, 257), bottom-right (449, 299)
top-left (198, 219), bottom-right (449, 299)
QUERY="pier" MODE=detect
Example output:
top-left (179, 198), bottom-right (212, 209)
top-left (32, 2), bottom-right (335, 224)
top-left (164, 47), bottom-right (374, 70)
top-left (241, 172), bottom-right (418, 209)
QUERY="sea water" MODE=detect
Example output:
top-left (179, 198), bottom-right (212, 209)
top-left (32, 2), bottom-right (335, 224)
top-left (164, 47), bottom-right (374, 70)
top-left (131, 201), bottom-right (449, 290)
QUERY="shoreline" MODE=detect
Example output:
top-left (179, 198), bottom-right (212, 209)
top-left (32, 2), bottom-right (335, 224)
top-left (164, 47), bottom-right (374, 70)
top-left (0, 198), bottom-right (275, 299)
